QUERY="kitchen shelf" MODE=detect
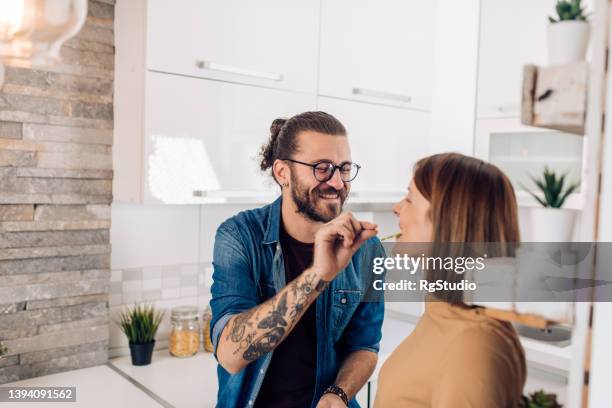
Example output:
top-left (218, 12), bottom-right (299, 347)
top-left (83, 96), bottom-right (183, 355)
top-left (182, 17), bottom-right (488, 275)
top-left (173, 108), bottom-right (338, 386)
top-left (521, 336), bottom-right (572, 375)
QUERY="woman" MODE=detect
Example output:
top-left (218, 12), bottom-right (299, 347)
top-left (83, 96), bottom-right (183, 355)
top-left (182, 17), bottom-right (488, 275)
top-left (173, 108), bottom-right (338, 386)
top-left (374, 153), bottom-right (526, 408)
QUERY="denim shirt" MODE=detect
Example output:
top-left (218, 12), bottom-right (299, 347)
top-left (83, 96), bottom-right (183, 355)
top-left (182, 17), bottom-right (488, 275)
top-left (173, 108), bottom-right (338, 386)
top-left (210, 197), bottom-right (385, 408)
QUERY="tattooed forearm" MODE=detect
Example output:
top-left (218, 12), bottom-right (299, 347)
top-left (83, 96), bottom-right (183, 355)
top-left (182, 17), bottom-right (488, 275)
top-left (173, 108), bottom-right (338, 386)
top-left (218, 268), bottom-right (328, 371)
top-left (227, 307), bottom-right (255, 343)
top-left (290, 272), bottom-right (329, 319)
top-left (243, 326), bottom-right (285, 361)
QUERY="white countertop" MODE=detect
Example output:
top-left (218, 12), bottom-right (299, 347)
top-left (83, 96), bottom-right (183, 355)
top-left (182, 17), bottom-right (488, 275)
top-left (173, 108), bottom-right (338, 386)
top-left (2, 364), bottom-right (164, 408)
top-left (110, 350), bottom-right (218, 408)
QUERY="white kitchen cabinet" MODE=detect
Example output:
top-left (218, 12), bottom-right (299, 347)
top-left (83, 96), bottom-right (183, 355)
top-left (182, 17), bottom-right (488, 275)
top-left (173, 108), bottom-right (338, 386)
top-left (318, 0), bottom-right (436, 111)
top-left (114, 0), bottom-right (316, 204)
top-left (317, 97), bottom-right (430, 196)
top-left (132, 72), bottom-right (315, 204)
top-left (477, 0), bottom-right (557, 118)
top-left (146, 0), bottom-right (320, 93)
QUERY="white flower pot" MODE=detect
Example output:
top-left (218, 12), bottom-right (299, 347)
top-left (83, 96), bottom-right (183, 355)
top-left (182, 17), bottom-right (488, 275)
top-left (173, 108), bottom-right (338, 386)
top-left (547, 20), bottom-right (590, 65)
top-left (528, 207), bottom-right (577, 242)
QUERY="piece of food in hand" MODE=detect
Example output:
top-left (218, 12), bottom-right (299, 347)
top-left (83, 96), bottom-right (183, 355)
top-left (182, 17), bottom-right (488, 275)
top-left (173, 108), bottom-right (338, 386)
top-left (380, 232), bottom-right (401, 241)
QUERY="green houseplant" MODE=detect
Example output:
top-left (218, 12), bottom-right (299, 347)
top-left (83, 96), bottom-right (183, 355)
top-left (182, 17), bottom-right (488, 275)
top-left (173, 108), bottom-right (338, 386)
top-left (549, 0), bottom-right (588, 23)
top-left (522, 389), bottom-right (563, 408)
top-left (116, 303), bottom-right (164, 366)
top-left (547, 0), bottom-right (590, 64)
top-left (523, 167), bottom-right (580, 241)
top-left (525, 167), bottom-right (579, 208)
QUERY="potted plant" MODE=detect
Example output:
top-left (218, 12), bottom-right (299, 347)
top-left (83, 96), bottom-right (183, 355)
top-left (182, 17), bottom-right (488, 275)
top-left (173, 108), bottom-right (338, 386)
top-left (117, 303), bottom-right (164, 366)
top-left (523, 167), bottom-right (579, 242)
top-left (548, 0), bottom-right (590, 65)
top-left (522, 389), bottom-right (563, 407)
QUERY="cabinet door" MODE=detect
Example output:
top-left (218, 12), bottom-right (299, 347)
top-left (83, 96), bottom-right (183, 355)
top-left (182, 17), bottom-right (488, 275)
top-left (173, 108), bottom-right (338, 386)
top-left (143, 72), bottom-right (316, 204)
top-left (146, 0), bottom-right (319, 94)
top-left (317, 97), bottom-right (430, 196)
top-left (477, 0), bottom-right (557, 118)
top-left (318, 0), bottom-right (436, 111)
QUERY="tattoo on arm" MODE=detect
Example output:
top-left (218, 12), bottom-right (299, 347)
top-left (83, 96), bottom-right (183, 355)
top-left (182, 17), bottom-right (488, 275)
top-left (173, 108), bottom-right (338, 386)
top-left (242, 291), bottom-right (288, 361)
top-left (225, 270), bottom-right (329, 363)
top-left (227, 308), bottom-right (255, 343)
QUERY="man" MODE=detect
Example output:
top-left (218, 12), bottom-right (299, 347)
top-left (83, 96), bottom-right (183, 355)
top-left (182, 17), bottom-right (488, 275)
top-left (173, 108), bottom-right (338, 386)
top-left (210, 111), bottom-right (385, 408)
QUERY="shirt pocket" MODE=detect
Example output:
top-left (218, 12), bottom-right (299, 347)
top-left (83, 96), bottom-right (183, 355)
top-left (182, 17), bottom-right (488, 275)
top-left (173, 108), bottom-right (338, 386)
top-left (331, 289), bottom-right (363, 332)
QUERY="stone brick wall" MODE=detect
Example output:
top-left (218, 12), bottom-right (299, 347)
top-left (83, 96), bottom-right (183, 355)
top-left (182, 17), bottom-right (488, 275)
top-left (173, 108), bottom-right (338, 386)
top-left (0, 0), bottom-right (114, 383)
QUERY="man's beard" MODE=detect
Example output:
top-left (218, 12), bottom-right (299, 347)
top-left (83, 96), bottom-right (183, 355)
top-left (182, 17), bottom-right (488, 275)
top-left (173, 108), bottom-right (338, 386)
top-left (290, 172), bottom-right (348, 223)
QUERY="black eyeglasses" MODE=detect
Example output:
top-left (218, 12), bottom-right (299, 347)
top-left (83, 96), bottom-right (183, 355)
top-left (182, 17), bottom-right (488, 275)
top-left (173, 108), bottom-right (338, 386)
top-left (280, 158), bottom-right (361, 182)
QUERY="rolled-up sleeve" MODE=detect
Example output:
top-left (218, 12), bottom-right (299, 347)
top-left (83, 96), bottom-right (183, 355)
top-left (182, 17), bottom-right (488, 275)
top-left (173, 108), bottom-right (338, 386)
top-left (341, 301), bottom-right (384, 354)
top-left (209, 219), bottom-right (258, 358)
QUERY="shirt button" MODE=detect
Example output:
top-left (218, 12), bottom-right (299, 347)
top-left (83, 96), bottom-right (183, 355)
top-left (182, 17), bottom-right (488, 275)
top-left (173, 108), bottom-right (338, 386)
top-left (341, 297), bottom-right (347, 304)
top-left (248, 400), bottom-right (253, 406)
top-left (260, 369), bottom-right (264, 374)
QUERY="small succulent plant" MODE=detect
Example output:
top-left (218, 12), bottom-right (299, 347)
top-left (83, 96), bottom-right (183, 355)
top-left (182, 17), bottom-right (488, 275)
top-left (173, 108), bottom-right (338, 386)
top-left (524, 167), bottom-right (579, 208)
top-left (522, 390), bottom-right (563, 408)
top-left (549, 0), bottom-right (588, 23)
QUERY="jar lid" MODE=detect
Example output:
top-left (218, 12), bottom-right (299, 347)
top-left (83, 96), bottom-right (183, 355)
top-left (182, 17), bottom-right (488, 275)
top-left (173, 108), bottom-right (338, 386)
top-left (171, 306), bottom-right (198, 320)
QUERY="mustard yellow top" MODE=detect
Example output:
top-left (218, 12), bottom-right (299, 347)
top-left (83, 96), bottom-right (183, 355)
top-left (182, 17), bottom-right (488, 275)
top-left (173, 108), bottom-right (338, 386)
top-left (374, 301), bottom-right (526, 408)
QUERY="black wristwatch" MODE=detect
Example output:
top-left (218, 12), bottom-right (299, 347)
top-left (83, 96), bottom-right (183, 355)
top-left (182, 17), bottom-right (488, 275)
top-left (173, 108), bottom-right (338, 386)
top-left (323, 384), bottom-right (349, 406)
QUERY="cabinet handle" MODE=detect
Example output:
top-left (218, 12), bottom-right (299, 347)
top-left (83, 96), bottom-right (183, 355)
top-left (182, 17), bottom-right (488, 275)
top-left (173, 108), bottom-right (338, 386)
top-left (193, 190), bottom-right (277, 199)
top-left (195, 60), bottom-right (283, 82)
top-left (352, 87), bottom-right (412, 103)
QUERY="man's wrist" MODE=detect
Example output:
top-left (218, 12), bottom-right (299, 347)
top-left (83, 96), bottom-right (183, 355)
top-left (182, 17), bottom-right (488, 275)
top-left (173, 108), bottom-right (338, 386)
top-left (308, 267), bottom-right (331, 291)
top-left (322, 384), bottom-right (349, 406)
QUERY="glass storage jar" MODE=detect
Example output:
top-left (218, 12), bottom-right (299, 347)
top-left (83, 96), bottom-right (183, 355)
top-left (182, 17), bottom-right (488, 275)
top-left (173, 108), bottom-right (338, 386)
top-left (169, 306), bottom-right (200, 358)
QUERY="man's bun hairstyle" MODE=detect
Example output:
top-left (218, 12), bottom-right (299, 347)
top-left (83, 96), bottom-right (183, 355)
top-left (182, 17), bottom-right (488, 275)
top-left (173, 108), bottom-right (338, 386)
top-left (260, 118), bottom-right (288, 172)
top-left (259, 111), bottom-right (346, 185)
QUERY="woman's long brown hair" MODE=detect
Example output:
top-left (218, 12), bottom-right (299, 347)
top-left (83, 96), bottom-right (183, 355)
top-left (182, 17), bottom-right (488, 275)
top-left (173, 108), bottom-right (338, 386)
top-left (412, 153), bottom-right (520, 302)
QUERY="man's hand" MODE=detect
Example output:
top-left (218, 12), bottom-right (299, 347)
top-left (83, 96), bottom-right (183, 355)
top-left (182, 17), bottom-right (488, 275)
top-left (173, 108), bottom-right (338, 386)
top-left (316, 392), bottom-right (348, 408)
top-left (313, 212), bottom-right (378, 281)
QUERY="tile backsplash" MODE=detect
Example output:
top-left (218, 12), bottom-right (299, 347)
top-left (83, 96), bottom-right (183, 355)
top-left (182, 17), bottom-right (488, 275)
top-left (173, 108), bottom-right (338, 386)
top-left (109, 262), bottom-right (212, 306)
top-left (108, 262), bottom-right (213, 358)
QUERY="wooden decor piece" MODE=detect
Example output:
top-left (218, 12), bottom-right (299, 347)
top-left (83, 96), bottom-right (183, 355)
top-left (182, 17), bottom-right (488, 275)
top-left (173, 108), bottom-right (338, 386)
top-left (522, 62), bottom-right (589, 135)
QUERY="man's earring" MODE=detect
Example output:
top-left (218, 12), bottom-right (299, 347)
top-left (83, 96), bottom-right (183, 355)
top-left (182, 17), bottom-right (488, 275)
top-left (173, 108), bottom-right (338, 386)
top-left (282, 182), bottom-right (289, 188)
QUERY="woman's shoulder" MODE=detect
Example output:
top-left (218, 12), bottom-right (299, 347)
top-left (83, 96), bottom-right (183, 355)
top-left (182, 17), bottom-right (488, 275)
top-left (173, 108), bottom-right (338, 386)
top-left (434, 321), bottom-right (527, 406)
top-left (449, 313), bottom-right (523, 358)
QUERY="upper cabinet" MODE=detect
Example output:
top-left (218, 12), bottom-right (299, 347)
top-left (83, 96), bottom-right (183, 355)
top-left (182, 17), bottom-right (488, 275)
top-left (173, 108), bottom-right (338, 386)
top-left (146, 0), bottom-right (320, 93)
top-left (114, 0), bottom-right (317, 204)
top-left (318, 0), bottom-right (436, 111)
top-left (477, 0), bottom-right (556, 118)
top-left (143, 72), bottom-right (315, 204)
top-left (116, 0), bottom-right (438, 204)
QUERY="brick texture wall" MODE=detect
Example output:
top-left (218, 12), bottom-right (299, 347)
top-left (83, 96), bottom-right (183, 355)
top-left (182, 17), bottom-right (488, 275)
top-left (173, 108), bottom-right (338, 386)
top-left (0, 0), bottom-right (114, 383)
